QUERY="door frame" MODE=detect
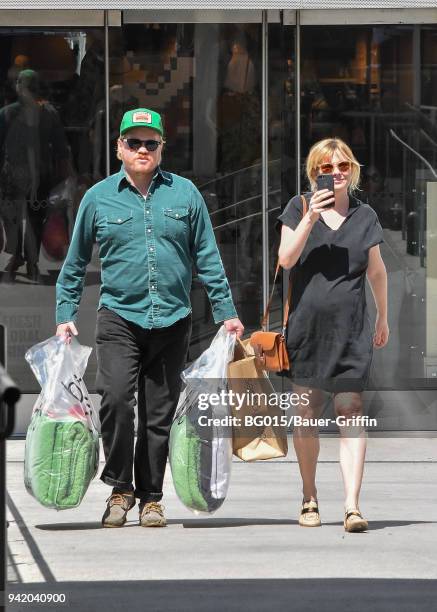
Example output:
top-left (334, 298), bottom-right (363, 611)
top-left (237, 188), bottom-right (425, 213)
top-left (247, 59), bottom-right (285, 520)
top-left (0, 10), bottom-right (121, 27)
top-left (123, 9), bottom-right (280, 23)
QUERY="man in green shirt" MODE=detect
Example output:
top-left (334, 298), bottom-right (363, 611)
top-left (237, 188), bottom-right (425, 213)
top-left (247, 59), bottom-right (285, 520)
top-left (56, 108), bottom-right (243, 527)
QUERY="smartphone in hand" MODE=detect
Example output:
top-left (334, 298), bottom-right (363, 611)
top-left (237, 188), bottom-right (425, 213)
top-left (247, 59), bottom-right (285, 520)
top-left (316, 174), bottom-right (335, 208)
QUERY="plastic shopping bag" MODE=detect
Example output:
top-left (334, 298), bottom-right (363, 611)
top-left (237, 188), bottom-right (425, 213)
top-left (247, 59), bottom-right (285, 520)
top-left (169, 326), bottom-right (236, 514)
top-left (24, 335), bottom-right (100, 510)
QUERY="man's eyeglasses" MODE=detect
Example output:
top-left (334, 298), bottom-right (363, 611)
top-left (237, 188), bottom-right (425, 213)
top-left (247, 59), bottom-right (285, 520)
top-left (319, 161), bottom-right (351, 174)
top-left (122, 138), bottom-right (162, 152)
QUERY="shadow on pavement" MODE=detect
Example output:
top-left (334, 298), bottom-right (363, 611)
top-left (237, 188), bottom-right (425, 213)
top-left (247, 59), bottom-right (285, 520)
top-left (323, 520), bottom-right (437, 530)
top-left (35, 522), bottom-right (103, 531)
top-left (34, 518), bottom-right (435, 531)
top-left (35, 518), bottom-right (299, 530)
top-left (7, 578), bottom-right (437, 612)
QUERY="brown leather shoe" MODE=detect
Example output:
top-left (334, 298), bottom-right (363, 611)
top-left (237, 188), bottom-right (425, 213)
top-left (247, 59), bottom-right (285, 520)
top-left (5, 255), bottom-right (25, 273)
top-left (102, 491), bottom-right (136, 528)
top-left (26, 263), bottom-right (40, 284)
top-left (3, 255), bottom-right (25, 283)
top-left (139, 501), bottom-right (167, 527)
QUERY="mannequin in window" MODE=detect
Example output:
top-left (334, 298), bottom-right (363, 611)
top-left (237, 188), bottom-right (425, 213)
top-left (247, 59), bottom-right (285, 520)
top-left (223, 37), bottom-right (255, 95)
top-left (218, 35), bottom-right (259, 173)
top-left (5, 55), bottom-right (30, 105)
top-left (0, 69), bottom-right (70, 283)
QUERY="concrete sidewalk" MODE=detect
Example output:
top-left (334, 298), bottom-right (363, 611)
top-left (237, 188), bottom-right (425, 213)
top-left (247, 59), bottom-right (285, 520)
top-left (5, 437), bottom-right (437, 612)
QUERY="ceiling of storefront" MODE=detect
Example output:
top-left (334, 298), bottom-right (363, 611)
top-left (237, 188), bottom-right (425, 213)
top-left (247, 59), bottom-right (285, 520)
top-left (2, 1), bottom-right (437, 10)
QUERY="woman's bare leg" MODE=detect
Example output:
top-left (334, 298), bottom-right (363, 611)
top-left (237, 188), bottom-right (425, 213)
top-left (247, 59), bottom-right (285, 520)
top-left (334, 392), bottom-right (367, 511)
top-left (292, 384), bottom-right (327, 501)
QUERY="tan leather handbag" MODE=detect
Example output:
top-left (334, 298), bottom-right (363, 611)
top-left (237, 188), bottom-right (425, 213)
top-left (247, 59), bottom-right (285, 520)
top-left (250, 195), bottom-right (308, 372)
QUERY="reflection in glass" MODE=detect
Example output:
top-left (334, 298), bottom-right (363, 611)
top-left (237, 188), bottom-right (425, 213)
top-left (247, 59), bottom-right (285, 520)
top-left (0, 28), bottom-right (106, 390)
top-left (300, 25), bottom-right (437, 387)
top-left (0, 69), bottom-right (70, 282)
top-left (109, 23), bottom-right (263, 358)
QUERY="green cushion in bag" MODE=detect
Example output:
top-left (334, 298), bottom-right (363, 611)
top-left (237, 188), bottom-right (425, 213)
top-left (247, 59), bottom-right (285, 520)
top-left (24, 410), bottom-right (99, 510)
top-left (169, 415), bottom-right (208, 513)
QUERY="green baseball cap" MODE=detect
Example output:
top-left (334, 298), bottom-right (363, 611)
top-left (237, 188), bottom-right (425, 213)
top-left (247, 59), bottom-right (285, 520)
top-left (119, 108), bottom-right (164, 137)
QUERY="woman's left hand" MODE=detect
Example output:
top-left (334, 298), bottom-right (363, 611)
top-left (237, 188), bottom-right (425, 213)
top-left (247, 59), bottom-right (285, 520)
top-left (374, 315), bottom-right (389, 348)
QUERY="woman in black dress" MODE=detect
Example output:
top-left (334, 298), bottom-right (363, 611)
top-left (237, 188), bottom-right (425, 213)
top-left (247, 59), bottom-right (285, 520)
top-left (277, 138), bottom-right (389, 532)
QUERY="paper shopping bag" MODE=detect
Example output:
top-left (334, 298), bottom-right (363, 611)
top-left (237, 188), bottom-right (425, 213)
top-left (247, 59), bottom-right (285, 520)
top-left (227, 339), bottom-right (288, 461)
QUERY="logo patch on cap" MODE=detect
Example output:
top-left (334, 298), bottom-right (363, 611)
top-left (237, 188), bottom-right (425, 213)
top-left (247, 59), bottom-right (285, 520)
top-left (133, 112), bottom-right (152, 124)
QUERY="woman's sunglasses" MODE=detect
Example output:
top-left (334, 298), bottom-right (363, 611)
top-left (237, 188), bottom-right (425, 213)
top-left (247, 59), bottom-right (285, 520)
top-left (319, 161), bottom-right (351, 174)
top-left (122, 138), bottom-right (162, 152)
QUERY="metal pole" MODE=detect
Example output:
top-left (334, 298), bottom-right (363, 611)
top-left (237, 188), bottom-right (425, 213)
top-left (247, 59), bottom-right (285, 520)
top-left (104, 10), bottom-right (110, 177)
top-left (0, 325), bottom-right (6, 611)
top-left (0, 423), bottom-right (6, 612)
top-left (0, 327), bottom-right (4, 611)
top-left (295, 10), bottom-right (301, 196)
top-left (262, 10), bottom-right (269, 323)
top-left (284, 10), bottom-right (301, 326)
top-left (0, 340), bottom-right (20, 611)
top-left (0, 393), bottom-right (18, 612)
top-left (402, 147), bottom-right (407, 240)
top-left (413, 26), bottom-right (421, 109)
top-left (0, 326), bottom-right (5, 371)
top-left (419, 188), bottom-right (425, 268)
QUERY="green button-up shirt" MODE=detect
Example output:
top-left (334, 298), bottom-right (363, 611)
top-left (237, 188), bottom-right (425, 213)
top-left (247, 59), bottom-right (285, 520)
top-left (56, 166), bottom-right (238, 328)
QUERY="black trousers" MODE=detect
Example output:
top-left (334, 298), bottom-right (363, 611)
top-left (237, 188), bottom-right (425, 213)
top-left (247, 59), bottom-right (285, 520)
top-left (2, 197), bottom-right (46, 264)
top-left (95, 307), bottom-right (192, 502)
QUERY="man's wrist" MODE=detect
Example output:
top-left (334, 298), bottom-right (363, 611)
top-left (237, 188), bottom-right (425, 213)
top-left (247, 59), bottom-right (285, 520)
top-left (56, 302), bottom-right (78, 325)
top-left (212, 299), bottom-right (238, 324)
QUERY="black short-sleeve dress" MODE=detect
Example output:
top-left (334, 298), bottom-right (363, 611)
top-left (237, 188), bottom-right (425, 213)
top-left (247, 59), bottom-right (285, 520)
top-left (276, 192), bottom-right (384, 393)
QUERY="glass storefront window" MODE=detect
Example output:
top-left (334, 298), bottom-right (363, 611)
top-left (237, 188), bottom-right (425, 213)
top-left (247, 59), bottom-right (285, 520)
top-left (0, 27), bottom-right (106, 390)
top-left (300, 24), bottom-right (437, 389)
top-left (109, 22), bottom-right (263, 359)
top-left (1, 15), bottom-right (436, 409)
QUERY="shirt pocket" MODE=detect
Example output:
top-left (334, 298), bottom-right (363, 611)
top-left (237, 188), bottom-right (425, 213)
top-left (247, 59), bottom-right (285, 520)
top-left (104, 212), bottom-right (133, 245)
top-left (164, 207), bottom-right (189, 241)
